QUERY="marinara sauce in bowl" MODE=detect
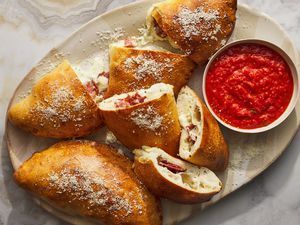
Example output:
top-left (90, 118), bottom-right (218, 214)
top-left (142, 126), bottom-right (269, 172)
top-left (203, 39), bottom-right (299, 133)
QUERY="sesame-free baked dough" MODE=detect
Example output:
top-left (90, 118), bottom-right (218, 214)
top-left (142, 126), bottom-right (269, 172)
top-left (147, 0), bottom-right (237, 64)
top-left (177, 86), bottom-right (229, 171)
top-left (14, 140), bottom-right (162, 225)
top-left (99, 83), bottom-right (181, 156)
top-left (106, 42), bottom-right (195, 97)
top-left (133, 146), bottom-right (222, 204)
top-left (8, 60), bottom-right (103, 138)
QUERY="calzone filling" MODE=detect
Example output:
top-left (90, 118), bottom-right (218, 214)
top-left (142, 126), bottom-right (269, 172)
top-left (84, 71), bottom-right (109, 101)
top-left (99, 83), bottom-right (174, 110)
top-left (177, 90), bottom-right (203, 158)
top-left (114, 93), bottom-right (147, 108)
top-left (135, 147), bottom-right (222, 192)
top-left (157, 156), bottom-right (186, 174)
top-left (152, 19), bottom-right (167, 39)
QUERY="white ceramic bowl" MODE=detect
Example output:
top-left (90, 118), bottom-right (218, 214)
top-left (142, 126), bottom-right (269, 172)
top-left (203, 39), bottom-right (299, 133)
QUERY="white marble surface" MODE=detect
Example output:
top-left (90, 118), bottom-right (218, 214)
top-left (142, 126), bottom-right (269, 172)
top-left (0, 0), bottom-right (300, 225)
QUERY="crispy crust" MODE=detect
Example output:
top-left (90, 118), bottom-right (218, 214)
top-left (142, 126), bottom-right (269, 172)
top-left (133, 148), bottom-right (222, 204)
top-left (151, 0), bottom-right (237, 64)
top-left (8, 60), bottom-right (103, 138)
top-left (14, 140), bottom-right (162, 225)
top-left (106, 45), bottom-right (195, 97)
top-left (99, 93), bottom-right (181, 157)
top-left (178, 86), bottom-right (229, 171)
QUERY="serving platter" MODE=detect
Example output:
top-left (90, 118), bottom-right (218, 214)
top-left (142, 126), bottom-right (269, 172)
top-left (5, 1), bottom-right (300, 225)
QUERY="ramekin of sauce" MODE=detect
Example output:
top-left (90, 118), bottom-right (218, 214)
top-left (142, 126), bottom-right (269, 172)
top-left (203, 39), bottom-right (299, 133)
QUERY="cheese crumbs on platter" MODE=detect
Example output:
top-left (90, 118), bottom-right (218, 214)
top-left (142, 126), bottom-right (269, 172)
top-left (93, 27), bottom-right (125, 49)
top-left (105, 130), bottom-right (118, 145)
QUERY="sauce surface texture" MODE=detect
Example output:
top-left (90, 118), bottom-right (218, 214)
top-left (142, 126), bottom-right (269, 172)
top-left (205, 43), bottom-right (294, 129)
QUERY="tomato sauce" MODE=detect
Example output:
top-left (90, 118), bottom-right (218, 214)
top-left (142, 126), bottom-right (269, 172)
top-left (205, 43), bottom-right (294, 129)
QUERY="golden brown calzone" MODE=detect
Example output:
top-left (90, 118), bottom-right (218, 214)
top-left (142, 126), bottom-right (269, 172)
top-left (99, 83), bottom-right (181, 156)
top-left (14, 140), bottom-right (162, 225)
top-left (8, 60), bottom-right (103, 138)
top-left (147, 0), bottom-right (237, 64)
top-left (106, 43), bottom-right (195, 97)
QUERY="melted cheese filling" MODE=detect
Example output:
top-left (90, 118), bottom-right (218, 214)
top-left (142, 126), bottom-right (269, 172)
top-left (111, 39), bottom-right (168, 52)
top-left (72, 55), bottom-right (109, 103)
top-left (146, 6), bottom-right (181, 50)
top-left (134, 146), bottom-right (221, 193)
top-left (177, 88), bottom-right (203, 158)
top-left (99, 83), bottom-right (174, 110)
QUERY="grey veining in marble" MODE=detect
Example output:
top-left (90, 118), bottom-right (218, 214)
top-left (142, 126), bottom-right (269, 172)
top-left (1, 0), bottom-right (300, 225)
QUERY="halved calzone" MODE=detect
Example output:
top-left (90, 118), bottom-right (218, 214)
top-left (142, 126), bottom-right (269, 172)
top-left (147, 0), bottom-right (237, 64)
top-left (133, 146), bottom-right (222, 204)
top-left (106, 40), bottom-right (195, 97)
top-left (8, 60), bottom-right (103, 138)
top-left (177, 86), bottom-right (229, 171)
top-left (14, 140), bottom-right (162, 225)
top-left (99, 83), bottom-right (181, 156)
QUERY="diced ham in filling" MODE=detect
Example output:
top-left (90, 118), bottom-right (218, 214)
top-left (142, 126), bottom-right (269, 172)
top-left (114, 93), bottom-right (147, 108)
top-left (85, 80), bottom-right (99, 98)
top-left (153, 19), bottom-right (167, 38)
top-left (157, 156), bottom-right (186, 174)
top-left (98, 71), bottom-right (109, 79)
top-left (186, 124), bottom-right (197, 145)
top-left (124, 38), bottom-right (137, 48)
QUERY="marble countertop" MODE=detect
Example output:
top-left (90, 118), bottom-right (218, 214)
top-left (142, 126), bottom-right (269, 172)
top-left (0, 0), bottom-right (300, 224)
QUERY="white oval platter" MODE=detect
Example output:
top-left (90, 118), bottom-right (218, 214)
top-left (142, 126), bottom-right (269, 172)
top-left (5, 1), bottom-right (300, 225)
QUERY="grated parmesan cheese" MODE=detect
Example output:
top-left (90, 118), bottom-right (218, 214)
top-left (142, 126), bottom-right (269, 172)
top-left (31, 83), bottom-right (89, 128)
top-left (174, 6), bottom-right (221, 41)
top-left (221, 39), bottom-right (227, 46)
top-left (130, 106), bottom-right (163, 131)
top-left (124, 55), bottom-right (173, 81)
top-left (105, 130), bottom-right (118, 145)
top-left (92, 27), bottom-right (125, 49)
top-left (48, 167), bottom-right (133, 215)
